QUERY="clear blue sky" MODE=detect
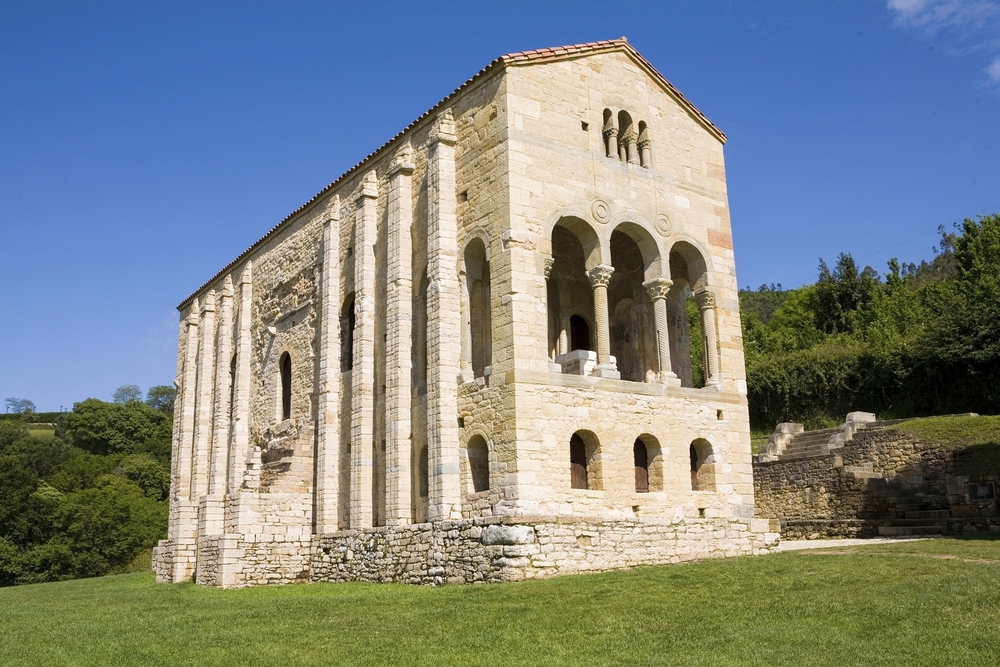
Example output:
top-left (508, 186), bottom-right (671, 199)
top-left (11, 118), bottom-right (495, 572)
top-left (2, 1), bottom-right (999, 411)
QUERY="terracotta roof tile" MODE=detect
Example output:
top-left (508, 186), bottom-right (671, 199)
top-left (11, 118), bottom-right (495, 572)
top-left (178, 38), bottom-right (724, 310)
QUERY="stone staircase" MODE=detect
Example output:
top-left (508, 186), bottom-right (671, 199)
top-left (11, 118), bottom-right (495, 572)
top-left (757, 411), bottom-right (877, 463)
top-left (776, 427), bottom-right (844, 460)
top-left (878, 491), bottom-right (950, 536)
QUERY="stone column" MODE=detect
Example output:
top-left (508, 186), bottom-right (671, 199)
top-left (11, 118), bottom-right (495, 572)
top-left (624, 130), bottom-right (639, 165)
top-left (638, 133), bottom-right (651, 168)
top-left (602, 116), bottom-right (618, 158)
top-left (385, 150), bottom-right (414, 527)
top-left (643, 278), bottom-right (678, 383)
top-left (426, 110), bottom-right (462, 521)
top-left (176, 300), bottom-right (200, 501)
top-left (695, 289), bottom-right (721, 387)
top-left (587, 264), bottom-right (618, 378)
top-left (227, 262), bottom-right (252, 495)
top-left (316, 196), bottom-right (341, 534)
top-left (191, 294), bottom-right (216, 499)
top-left (350, 171), bottom-right (378, 529)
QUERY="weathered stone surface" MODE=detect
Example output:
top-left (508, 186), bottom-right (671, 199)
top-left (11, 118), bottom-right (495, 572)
top-left (154, 39), bottom-right (771, 588)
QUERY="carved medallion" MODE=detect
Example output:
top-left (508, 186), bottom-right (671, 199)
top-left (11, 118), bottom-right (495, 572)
top-left (591, 198), bottom-right (611, 224)
top-left (654, 214), bottom-right (672, 236)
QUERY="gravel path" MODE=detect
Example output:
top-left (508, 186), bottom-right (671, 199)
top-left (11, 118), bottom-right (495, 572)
top-left (778, 536), bottom-right (936, 551)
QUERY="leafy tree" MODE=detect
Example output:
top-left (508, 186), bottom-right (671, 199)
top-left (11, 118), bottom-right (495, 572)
top-left (112, 384), bottom-right (143, 404)
top-left (145, 385), bottom-right (176, 414)
top-left (3, 435), bottom-right (79, 479)
top-left (117, 454), bottom-right (170, 501)
top-left (814, 253), bottom-right (880, 335)
top-left (0, 420), bottom-right (28, 451)
top-left (4, 398), bottom-right (35, 415)
top-left (0, 457), bottom-right (40, 547)
top-left (62, 399), bottom-right (171, 457)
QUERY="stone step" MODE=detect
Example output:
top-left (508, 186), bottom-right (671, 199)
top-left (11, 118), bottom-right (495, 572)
top-left (885, 518), bottom-right (948, 527)
top-left (878, 525), bottom-right (945, 536)
top-left (906, 509), bottom-right (950, 519)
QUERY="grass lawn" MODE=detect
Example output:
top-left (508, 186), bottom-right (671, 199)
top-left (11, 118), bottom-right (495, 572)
top-left (2, 536), bottom-right (999, 666)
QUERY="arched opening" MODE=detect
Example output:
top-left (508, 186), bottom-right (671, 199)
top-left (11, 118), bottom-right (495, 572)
top-left (608, 227), bottom-right (661, 383)
top-left (668, 243), bottom-right (710, 388)
top-left (570, 315), bottom-right (591, 351)
top-left (617, 110), bottom-right (633, 162)
top-left (467, 435), bottom-right (489, 493)
top-left (636, 434), bottom-right (663, 492)
top-left (569, 430), bottom-right (602, 490)
top-left (341, 294), bottom-right (355, 372)
top-left (279, 352), bottom-right (292, 421)
top-left (602, 108), bottom-right (616, 158)
top-left (690, 438), bottom-right (716, 492)
top-left (464, 238), bottom-right (491, 378)
top-left (634, 439), bottom-right (649, 493)
top-left (548, 218), bottom-right (601, 373)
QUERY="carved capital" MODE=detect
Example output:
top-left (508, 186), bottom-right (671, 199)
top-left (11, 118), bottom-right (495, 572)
top-left (543, 256), bottom-right (555, 279)
top-left (619, 130), bottom-right (638, 147)
top-left (429, 109), bottom-right (457, 146)
top-left (694, 289), bottom-right (716, 310)
top-left (602, 124), bottom-right (618, 138)
top-left (643, 278), bottom-right (673, 301)
top-left (637, 137), bottom-right (651, 150)
top-left (586, 264), bottom-right (615, 288)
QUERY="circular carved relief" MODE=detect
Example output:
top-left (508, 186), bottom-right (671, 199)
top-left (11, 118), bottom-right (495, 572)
top-left (654, 214), bottom-right (672, 236)
top-left (591, 198), bottom-right (611, 223)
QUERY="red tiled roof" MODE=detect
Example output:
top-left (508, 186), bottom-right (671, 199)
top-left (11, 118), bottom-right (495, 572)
top-left (178, 37), bottom-right (724, 310)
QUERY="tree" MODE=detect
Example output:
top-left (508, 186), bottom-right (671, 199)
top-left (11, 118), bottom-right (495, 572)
top-left (145, 385), bottom-right (176, 413)
top-left (4, 398), bottom-right (35, 415)
top-left (61, 399), bottom-right (171, 457)
top-left (112, 385), bottom-right (143, 404)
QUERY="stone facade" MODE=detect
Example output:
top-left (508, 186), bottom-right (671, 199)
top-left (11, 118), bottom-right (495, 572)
top-left (754, 420), bottom-right (1000, 538)
top-left (154, 38), bottom-right (776, 588)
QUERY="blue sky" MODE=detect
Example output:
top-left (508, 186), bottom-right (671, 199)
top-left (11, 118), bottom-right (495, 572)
top-left (2, 1), bottom-right (999, 410)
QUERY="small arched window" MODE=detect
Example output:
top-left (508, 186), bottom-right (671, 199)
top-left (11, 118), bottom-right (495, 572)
top-left (467, 436), bottom-right (489, 493)
top-left (229, 354), bottom-right (237, 419)
top-left (634, 439), bottom-right (649, 493)
top-left (690, 439), bottom-right (716, 491)
top-left (279, 353), bottom-right (292, 421)
top-left (570, 315), bottom-right (591, 352)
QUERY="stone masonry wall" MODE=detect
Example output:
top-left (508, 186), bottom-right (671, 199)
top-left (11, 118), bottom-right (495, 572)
top-left (311, 516), bottom-right (778, 586)
top-left (754, 427), bottom-right (999, 538)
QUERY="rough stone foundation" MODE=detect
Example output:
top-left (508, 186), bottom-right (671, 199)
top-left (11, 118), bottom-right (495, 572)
top-left (313, 516), bottom-right (778, 586)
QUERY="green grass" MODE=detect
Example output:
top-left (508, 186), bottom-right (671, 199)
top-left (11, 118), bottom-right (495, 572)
top-left (26, 426), bottom-right (55, 438)
top-left (896, 414), bottom-right (1000, 476)
top-left (2, 537), bottom-right (999, 666)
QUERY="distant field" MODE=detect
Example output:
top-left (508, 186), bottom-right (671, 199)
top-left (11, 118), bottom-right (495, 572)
top-left (25, 427), bottom-right (55, 438)
top-left (1, 536), bottom-right (998, 666)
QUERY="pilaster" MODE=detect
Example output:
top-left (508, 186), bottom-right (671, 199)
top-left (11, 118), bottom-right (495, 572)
top-left (177, 299), bottom-right (200, 501)
top-left (351, 171), bottom-right (378, 529)
top-left (385, 149), bottom-right (414, 526)
top-left (426, 110), bottom-right (462, 521)
top-left (316, 196), bottom-right (341, 534)
top-left (228, 262), bottom-right (253, 496)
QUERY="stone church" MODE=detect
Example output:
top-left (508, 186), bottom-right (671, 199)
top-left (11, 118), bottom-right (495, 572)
top-left (153, 38), bottom-right (778, 588)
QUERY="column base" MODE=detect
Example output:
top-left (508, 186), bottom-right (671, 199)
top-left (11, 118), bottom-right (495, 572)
top-left (660, 373), bottom-right (682, 387)
top-left (594, 364), bottom-right (620, 379)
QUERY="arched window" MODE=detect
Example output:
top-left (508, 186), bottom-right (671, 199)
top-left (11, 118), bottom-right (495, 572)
top-left (229, 354), bottom-right (236, 419)
top-left (570, 315), bottom-right (591, 352)
top-left (602, 108), bottom-right (616, 158)
top-left (617, 110), bottom-right (634, 163)
top-left (279, 353), bottom-right (292, 421)
top-left (569, 431), bottom-right (601, 490)
top-left (418, 445), bottom-right (429, 498)
top-left (341, 295), bottom-right (355, 372)
top-left (690, 439), bottom-right (716, 491)
top-left (637, 121), bottom-right (650, 168)
top-left (464, 238), bottom-right (491, 378)
top-left (467, 435), bottom-right (489, 493)
top-left (634, 439), bottom-right (649, 493)
top-left (608, 226), bottom-right (662, 383)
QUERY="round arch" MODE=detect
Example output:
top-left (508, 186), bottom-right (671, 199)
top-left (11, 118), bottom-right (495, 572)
top-left (606, 217), bottom-right (664, 281)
